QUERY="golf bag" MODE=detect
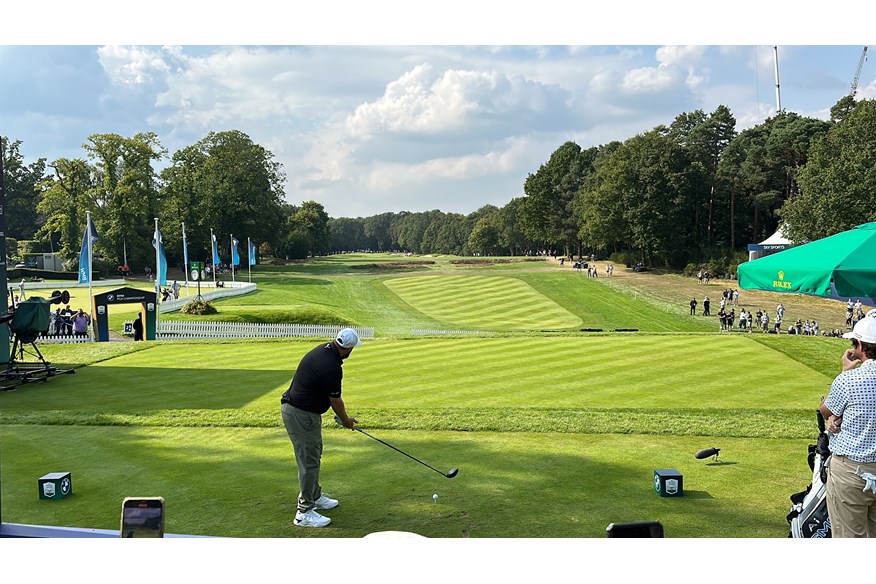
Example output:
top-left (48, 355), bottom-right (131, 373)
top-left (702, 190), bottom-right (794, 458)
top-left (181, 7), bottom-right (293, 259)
top-left (787, 411), bottom-right (831, 538)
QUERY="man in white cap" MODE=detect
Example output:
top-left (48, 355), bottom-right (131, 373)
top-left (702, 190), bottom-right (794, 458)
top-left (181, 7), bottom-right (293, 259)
top-left (281, 328), bottom-right (361, 528)
top-left (820, 313), bottom-right (876, 537)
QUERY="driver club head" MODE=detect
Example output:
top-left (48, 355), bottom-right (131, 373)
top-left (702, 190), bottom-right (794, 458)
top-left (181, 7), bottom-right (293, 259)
top-left (446, 468), bottom-right (459, 478)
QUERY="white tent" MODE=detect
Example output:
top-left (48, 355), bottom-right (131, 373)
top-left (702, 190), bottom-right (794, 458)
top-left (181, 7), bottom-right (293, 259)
top-left (747, 225), bottom-right (791, 262)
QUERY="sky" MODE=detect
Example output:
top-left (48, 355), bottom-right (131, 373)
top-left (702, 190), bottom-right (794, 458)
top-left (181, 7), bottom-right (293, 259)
top-left (3, 3), bottom-right (874, 221)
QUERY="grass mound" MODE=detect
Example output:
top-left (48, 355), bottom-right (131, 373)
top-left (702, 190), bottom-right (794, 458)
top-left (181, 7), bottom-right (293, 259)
top-left (163, 305), bottom-right (352, 325)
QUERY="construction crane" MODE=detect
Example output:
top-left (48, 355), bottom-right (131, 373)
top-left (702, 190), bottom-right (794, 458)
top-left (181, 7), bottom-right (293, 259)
top-left (850, 46), bottom-right (868, 97)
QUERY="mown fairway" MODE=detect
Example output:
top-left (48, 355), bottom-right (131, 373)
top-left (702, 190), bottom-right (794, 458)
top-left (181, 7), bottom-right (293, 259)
top-left (0, 254), bottom-right (847, 537)
top-left (383, 274), bottom-right (582, 330)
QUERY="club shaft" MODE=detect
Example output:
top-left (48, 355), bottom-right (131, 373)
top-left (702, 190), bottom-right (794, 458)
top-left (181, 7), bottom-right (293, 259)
top-left (356, 428), bottom-right (448, 477)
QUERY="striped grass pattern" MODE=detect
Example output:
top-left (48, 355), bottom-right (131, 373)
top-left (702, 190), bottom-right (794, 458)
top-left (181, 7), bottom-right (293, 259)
top-left (383, 274), bottom-right (582, 330)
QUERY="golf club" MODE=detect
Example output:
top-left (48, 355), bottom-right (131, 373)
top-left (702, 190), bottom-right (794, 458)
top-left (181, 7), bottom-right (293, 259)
top-left (336, 416), bottom-right (458, 479)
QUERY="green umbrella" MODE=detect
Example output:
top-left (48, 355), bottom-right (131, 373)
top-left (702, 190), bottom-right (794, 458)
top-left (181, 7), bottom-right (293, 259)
top-left (738, 222), bottom-right (876, 298)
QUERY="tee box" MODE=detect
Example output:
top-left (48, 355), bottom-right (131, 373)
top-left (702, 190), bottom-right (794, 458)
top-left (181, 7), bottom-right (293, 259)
top-left (654, 469), bottom-right (683, 497)
top-left (39, 472), bottom-right (72, 500)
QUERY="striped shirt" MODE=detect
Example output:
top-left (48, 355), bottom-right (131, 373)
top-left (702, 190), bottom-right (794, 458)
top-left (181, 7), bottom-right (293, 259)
top-left (825, 359), bottom-right (876, 462)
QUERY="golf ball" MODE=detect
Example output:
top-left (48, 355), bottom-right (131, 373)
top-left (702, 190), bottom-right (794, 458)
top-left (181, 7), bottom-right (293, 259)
top-left (433, 493), bottom-right (438, 502)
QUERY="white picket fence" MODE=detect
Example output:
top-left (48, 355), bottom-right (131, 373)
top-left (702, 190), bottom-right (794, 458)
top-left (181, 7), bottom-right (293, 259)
top-left (157, 322), bottom-right (374, 341)
top-left (35, 334), bottom-right (93, 344)
top-left (410, 329), bottom-right (496, 336)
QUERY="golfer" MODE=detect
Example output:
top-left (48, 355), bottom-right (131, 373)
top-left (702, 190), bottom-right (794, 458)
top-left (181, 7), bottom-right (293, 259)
top-left (820, 314), bottom-right (876, 537)
top-left (281, 328), bottom-right (361, 528)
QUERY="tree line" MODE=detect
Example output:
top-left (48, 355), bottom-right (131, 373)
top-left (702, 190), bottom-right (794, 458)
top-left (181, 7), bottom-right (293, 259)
top-left (328, 96), bottom-right (876, 271)
top-left (3, 95), bottom-right (875, 273)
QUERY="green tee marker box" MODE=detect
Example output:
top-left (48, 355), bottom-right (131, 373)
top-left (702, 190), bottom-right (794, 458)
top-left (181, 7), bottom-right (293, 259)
top-left (39, 472), bottom-right (72, 500)
top-left (654, 469), bottom-right (683, 497)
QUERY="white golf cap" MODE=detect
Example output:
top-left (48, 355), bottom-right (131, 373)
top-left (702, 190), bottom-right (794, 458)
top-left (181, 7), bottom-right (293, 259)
top-left (335, 328), bottom-right (363, 348)
top-left (844, 315), bottom-right (876, 344)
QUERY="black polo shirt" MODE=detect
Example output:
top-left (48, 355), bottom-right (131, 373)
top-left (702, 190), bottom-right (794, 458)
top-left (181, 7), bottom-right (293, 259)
top-left (281, 342), bottom-right (344, 414)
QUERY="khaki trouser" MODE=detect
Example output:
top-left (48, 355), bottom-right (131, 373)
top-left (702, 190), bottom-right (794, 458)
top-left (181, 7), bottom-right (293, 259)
top-left (826, 454), bottom-right (876, 537)
top-left (281, 403), bottom-right (323, 514)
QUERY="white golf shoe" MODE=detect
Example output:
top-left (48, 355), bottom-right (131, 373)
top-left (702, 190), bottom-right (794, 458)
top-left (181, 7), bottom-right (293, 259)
top-left (294, 508), bottom-right (331, 528)
top-left (314, 493), bottom-right (339, 510)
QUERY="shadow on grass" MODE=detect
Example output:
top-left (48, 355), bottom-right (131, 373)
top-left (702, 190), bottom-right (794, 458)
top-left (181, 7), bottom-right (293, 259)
top-left (678, 490), bottom-right (714, 499)
top-left (0, 366), bottom-right (290, 412)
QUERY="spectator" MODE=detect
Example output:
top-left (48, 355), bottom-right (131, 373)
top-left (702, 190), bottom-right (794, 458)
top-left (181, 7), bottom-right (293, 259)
top-left (690, 297), bottom-right (698, 316)
top-left (819, 317), bottom-right (876, 537)
top-left (61, 305), bottom-right (74, 335)
top-left (72, 309), bottom-right (90, 337)
top-left (133, 312), bottom-right (144, 341)
top-left (703, 296), bottom-right (711, 316)
top-left (53, 308), bottom-right (63, 336)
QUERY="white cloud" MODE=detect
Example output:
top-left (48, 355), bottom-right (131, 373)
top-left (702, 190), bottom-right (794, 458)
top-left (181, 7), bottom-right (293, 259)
top-left (98, 45), bottom-right (171, 85)
top-left (622, 63), bottom-right (686, 93)
top-left (360, 135), bottom-right (535, 190)
top-left (346, 64), bottom-right (505, 137)
top-left (655, 45), bottom-right (708, 68)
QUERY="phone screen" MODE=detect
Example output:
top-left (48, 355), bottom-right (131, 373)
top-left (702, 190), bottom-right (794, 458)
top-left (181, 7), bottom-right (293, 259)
top-left (120, 497), bottom-right (165, 538)
top-left (605, 521), bottom-right (664, 538)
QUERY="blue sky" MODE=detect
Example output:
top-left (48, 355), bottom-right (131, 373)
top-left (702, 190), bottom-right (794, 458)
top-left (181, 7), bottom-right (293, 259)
top-left (3, 4), bottom-right (872, 220)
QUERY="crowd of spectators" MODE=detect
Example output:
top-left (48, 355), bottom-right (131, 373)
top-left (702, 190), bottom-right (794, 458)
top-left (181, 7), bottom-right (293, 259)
top-left (689, 294), bottom-right (848, 337)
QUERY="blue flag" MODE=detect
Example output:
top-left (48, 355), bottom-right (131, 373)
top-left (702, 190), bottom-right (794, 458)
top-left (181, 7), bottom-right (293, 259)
top-left (231, 237), bottom-right (240, 266)
top-left (211, 233), bottom-right (221, 265)
top-left (249, 241), bottom-right (257, 266)
top-left (77, 216), bottom-right (99, 284)
top-left (152, 225), bottom-right (168, 286)
top-left (181, 223), bottom-right (189, 274)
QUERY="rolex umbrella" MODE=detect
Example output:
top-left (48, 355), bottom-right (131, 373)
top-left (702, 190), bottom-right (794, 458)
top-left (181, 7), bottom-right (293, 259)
top-left (738, 222), bottom-right (876, 299)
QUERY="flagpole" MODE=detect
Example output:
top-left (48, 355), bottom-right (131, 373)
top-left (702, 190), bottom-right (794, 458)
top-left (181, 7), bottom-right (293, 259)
top-left (230, 233), bottom-right (236, 284)
top-left (87, 211), bottom-right (94, 341)
top-left (182, 222), bottom-right (189, 294)
top-left (154, 217), bottom-right (161, 339)
top-left (248, 237), bottom-right (252, 283)
top-left (210, 228), bottom-right (217, 288)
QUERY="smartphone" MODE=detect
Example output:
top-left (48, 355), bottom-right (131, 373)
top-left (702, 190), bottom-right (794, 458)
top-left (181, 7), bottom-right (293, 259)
top-left (120, 497), bottom-right (165, 538)
top-left (605, 520), bottom-right (664, 538)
